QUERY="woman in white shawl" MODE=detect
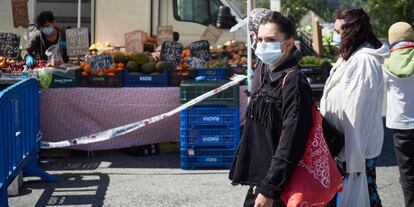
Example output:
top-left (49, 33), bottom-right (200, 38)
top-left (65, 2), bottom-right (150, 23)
top-left (320, 8), bottom-right (389, 207)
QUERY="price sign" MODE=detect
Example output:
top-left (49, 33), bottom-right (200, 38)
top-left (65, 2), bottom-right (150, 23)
top-left (66, 28), bottom-right (89, 56)
top-left (90, 54), bottom-right (113, 71)
top-left (160, 41), bottom-right (183, 69)
top-left (0, 33), bottom-right (20, 58)
top-left (190, 40), bottom-right (211, 62)
top-left (186, 57), bottom-right (206, 68)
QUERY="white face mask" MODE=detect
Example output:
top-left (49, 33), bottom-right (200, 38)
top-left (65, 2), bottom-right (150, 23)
top-left (254, 41), bottom-right (283, 65)
top-left (42, 26), bottom-right (54, 36)
top-left (331, 32), bottom-right (341, 48)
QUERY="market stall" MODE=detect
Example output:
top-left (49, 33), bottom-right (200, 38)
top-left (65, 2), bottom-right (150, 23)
top-left (1, 24), bottom-right (251, 152)
top-left (39, 87), bottom-right (248, 151)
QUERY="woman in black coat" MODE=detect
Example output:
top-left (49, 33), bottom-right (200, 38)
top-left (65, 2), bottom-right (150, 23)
top-left (229, 11), bottom-right (314, 207)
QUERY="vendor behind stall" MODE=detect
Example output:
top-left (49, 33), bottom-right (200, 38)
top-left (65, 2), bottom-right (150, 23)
top-left (22, 11), bottom-right (69, 67)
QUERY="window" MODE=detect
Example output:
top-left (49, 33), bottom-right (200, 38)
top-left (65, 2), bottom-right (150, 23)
top-left (173, 0), bottom-right (223, 26)
top-left (227, 0), bottom-right (271, 17)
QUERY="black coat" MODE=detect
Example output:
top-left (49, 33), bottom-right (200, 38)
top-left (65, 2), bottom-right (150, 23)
top-left (229, 57), bottom-right (314, 202)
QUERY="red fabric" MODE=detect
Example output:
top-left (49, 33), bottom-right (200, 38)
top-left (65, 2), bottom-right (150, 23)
top-left (281, 106), bottom-right (343, 207)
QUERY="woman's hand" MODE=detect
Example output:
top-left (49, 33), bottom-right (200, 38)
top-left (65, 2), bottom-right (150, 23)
top-left (254, 193), bottom-right (274, 207)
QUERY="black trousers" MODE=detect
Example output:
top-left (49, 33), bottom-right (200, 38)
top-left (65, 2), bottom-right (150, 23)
top-left (243, 186), bottom-right (285, 207)
top-left (394, 129), bottom-right (414, 207)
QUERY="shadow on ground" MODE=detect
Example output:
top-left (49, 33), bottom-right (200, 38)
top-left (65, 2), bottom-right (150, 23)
top-left (41, 151), bottom-right (180, 171)
top-left (19, 173), bottom-right (109, 207)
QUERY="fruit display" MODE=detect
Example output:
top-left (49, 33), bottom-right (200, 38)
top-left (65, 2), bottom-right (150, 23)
top-left (0, 56), bottom-right (50, 74)
top-left (211, 40), bottom-right (248, 65)
top-left (88, 42), bottom-right (114, 54)
top-left (79, 57), bottom-right (124, 77)
top-left (126, 51), bottom-right (171, 74)
top-left (205, 59), bottom-right (224, 68)
top-left (0, 56), bottom-right (24, 73)
top-left (178, 49), bottom-right (192, 69)
top-left (79, 50), bottom-right (172, 76)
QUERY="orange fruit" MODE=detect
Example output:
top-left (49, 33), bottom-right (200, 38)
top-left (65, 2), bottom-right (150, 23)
top-left (84, 64), bottom-right (91, 72)
top-left (107, 72), bottom-right (115, 76)
top-left (81, 71), bottom-right (89, 76)
top-left (117, 63), bottom-right (125, 68)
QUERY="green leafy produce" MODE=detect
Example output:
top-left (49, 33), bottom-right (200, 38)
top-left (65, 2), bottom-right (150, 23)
top-left (299, 56), bottom-right (325, 66)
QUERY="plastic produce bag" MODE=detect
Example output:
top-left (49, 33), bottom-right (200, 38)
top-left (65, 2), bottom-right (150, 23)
top-left (339, 173), bottom-right (370, 207)
top-left (45, 44), bottom-right (64, 66)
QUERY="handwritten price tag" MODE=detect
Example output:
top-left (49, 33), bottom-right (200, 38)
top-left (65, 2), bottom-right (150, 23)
top-left (0, 33), bottom-right (20, 58)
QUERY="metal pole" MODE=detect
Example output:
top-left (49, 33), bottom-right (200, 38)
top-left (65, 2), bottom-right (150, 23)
top-left (91, 0), bottom-right (95, 44)
top-left (246, 0), bottom-right (252, 97)
top-left (77, 0), bottom-right (81, 28)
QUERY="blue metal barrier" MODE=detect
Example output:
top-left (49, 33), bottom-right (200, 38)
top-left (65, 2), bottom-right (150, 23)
top-left (0, 78), bottom-right (58, 207)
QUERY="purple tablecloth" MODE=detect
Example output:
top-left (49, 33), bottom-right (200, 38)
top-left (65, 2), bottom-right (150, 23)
top-left (40, 87), bottom-right (248, 151)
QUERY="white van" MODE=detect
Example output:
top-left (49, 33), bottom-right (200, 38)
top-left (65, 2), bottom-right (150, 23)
top-left (0, 0), bottom-right (247, 47)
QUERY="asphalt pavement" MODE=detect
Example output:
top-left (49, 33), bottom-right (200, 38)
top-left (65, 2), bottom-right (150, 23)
top-left (8, 116), bottom-right (405, 207)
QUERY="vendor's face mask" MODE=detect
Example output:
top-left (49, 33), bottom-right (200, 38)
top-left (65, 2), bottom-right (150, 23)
top-left (254, 41), bottom-right (284, 65)
top-left (42, 26), bottom-right (54, 36)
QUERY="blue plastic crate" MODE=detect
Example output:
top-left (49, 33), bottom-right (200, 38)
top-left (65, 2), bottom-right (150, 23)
top-left (123, 69), bottom-right (170, 87)
top-left (180, 161), bottom-right (232, 170)
top-left (180, 125), bottom-right (240, 147)
top-left (180, 106), bottom-right (240, 126)
top-left (180, 80), bottom-right (239, 108)
top-left (196, 68), bottom-right (226, 81)
top-left (180, 146), bottom-right (237, 170)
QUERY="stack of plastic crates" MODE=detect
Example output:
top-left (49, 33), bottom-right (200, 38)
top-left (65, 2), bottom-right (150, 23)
top-left (180, 80), bottom-right (240, 170)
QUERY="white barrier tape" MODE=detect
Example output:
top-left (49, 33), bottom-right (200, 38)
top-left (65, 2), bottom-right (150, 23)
top-left (40, 75), bottom-right (247, 149)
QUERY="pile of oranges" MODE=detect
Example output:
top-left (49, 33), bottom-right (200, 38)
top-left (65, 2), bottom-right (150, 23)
top-left (178, 49), bottom-right (191, 70)
top-left (79, 50), bottom-right (127, 77)
top-left (79, 61), bottom-right (124, 77)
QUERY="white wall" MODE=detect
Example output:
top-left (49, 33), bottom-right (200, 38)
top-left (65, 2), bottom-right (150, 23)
top-left (94, 0), bottom-right (151, 47)
top-left (0, 0), bottom-right (36, 45)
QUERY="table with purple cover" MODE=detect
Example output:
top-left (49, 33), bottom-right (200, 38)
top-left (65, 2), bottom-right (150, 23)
top-left (40, 87), bottom-right (248, 151)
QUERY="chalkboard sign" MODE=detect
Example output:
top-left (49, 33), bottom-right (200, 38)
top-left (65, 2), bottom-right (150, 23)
top-left (0, 33), bottom-right (20, 58)
top-left (66, 28), bottom-right (89, 56)
top-left (90, 54), bottom-right (113, 71)
top-left (190, 40), bottom-right (211, 62)
top-left (186, 57), bottom-right (206, 69)
top-left (11, 0), bottom-right (29, 28)
top-left (156, 26), bottom-right (173, 45)
top-left (124, 30), bottom-right (146, 53)
top-left (160, 41), bottom-right (183, 69)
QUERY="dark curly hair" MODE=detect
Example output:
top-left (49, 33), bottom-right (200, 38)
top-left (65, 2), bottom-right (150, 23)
top-left (260, 11), bottom-right (296, 39)
top-left (36, 11), bottom-right (55, 27)
top-left (336, 8), bottom-right (382, 60)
